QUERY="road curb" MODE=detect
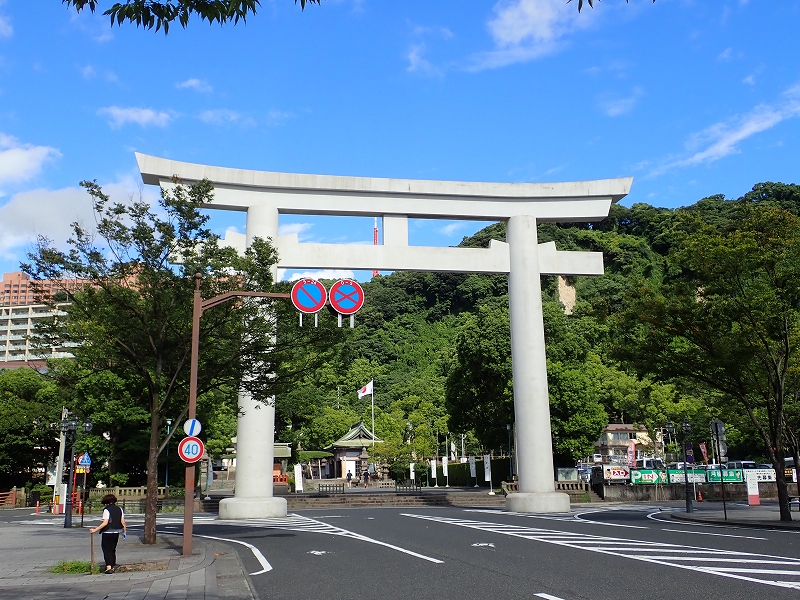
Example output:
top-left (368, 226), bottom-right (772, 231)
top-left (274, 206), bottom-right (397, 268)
top-left (670, 512), bottom-right (800, 531)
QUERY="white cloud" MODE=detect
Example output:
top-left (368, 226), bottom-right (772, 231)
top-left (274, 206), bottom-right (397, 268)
top-left (438, 222), bottom-right (468, 236)
top-left (98, 106), bottom-right (172, 128)
top-left (598, 86), bottom-right (644, 117)
top-left (198, 109), bottom-right (244, 124)
top-left (176, 78), bottom-right (213, 93)
top-left (80, 65), bottom-right (96, 79)
top-left (0, 14), bottom-right (12, 39)
top-left (718, 47), bottom-right (733, 61)
top-left (406, 43), bottom-right (440, 76)
top-left (266, 109), bottom-right (292, 125)
top-left (0, 178), bottom-right (154, 262)
top-left (742, 74), bottom-right (756, 85)
top-left (281, 269), bottom-right (356, 283)
top-left (466, 0), bottom-right (597, 71)
top-left (0, 134), bottom-right (61, 190)
top-left (278, 223), bottom-right (313, 238)
top-left (647, 83), bottom-right (800, 177)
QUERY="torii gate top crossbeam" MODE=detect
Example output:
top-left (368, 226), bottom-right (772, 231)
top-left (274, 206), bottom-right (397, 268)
top-left (136, 153), bottom-right (632, 222)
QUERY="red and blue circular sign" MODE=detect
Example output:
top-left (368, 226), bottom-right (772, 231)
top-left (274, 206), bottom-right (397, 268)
top-left (329, 280), bottom-right (365, 315)
top-left (291, 278), bottom-right (327, 314)
top-left (178, 436), bottom-right (205, 464)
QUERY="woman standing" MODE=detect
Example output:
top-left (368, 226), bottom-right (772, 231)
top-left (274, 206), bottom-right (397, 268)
top-left (89, 493), bottom-right (127, 574)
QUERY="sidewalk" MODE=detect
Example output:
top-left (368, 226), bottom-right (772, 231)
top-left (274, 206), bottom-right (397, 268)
top-left (670, 501), bottom-right (800, 530)
top-left (0, 520), bottom-right (257, 600)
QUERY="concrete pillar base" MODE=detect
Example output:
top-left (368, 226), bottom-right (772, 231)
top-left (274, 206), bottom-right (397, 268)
top-left (505, 491), bottom-right (571, 514)
top-left (218, 497), bottom-right (287, 520)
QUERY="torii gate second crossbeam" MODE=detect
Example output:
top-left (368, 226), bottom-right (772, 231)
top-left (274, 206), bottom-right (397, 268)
top-left (137, 153), bottom-right (632, 517)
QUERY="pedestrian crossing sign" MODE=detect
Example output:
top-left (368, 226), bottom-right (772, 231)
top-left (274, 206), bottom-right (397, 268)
top-left (77, 453), bottom-right (92, 467)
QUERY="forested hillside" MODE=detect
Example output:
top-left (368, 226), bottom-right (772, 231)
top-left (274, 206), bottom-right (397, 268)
top-left (3, 182), bottom-right (800, 491)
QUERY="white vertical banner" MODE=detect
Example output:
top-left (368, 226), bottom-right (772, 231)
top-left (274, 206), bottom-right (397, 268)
top-left (442, 456), bottom-right (449, 488)
top-left (293, 463), bottom-right (304, 493)
top-left (409, 462), bottom-right (415, 481)
top-left (469, 456), bottom-right (476, 478)
top-left (483, 454), bottom-right (494, 495)
top-left (431, 458), bottom-right (438, 487)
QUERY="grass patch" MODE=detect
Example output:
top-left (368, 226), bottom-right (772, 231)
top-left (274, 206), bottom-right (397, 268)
top-left (49, 561), bottom-right (96, 574)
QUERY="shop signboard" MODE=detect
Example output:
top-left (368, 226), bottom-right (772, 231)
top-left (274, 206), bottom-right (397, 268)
top-left (631, 469), bottom-right (667, 485)
top-left (706, 468), bottom-right (743, 483)
top-left (602, 466), bottom-right (630, 482)
top-left (667, 469), bottom-right (706, 484)
top-left (751, 468), bottom-right (776, 482)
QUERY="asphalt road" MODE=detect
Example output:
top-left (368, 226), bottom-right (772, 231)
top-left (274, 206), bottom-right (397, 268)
top-left (7, 504), bottom-right (800, 600)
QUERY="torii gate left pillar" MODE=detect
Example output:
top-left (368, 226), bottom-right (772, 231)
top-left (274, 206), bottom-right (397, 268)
top-left (137, 152), bottom-right (632, 517)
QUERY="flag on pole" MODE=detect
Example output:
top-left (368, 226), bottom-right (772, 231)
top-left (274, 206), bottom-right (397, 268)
top-left (357, 380), bottom-right (374, 399)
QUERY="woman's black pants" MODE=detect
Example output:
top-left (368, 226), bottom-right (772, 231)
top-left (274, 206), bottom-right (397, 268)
top-left (101, 533), bottom-right (119, 568)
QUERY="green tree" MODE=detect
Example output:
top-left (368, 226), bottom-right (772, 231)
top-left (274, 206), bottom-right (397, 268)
top-left (0, 369), bottom-right (62, 488)
top-left (613, 204), bottom-right (800, 521)
top-left (23, 179), bottom-right (284, 542)
top-left (63, 0), bottom-right (320, 33)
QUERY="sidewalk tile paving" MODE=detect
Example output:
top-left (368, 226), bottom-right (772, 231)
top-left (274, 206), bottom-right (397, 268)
top-left (0, 519), bottom-right (256, 600)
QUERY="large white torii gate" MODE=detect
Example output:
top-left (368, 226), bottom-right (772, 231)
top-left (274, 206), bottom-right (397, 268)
top-left (137, 153), bottom-right (632, 517)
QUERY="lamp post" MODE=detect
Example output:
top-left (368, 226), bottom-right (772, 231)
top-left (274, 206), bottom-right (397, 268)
top-left (165, 418), bottom-right (173, 489)
top-left (60, 414), bottom-right (93, 528)
top-left (682, 420), bottom-right (693, 513)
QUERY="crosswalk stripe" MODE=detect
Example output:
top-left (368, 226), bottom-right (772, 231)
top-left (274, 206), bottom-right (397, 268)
top-left (401, 513), bottom-right (800, 590)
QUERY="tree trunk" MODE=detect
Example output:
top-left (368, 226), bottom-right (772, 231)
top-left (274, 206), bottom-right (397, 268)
top-left (775, 462), bottom-right (793, 521)
top-left (143, 407), bottom-right (161, 544)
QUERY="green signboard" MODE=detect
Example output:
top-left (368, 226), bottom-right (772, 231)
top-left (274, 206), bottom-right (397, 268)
top-left (631, 469), bottom-right (667, 485)
top-left (667, 469), bottom-right (706, 484)
top-left (706, 469), bottom-right (743, 483)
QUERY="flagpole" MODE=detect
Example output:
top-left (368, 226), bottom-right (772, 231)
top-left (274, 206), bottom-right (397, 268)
top-left (371, 383), bottom-right (375, 449)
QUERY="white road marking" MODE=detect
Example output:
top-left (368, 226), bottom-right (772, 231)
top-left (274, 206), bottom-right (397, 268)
top-left (573, 510), bottom-right (648, 529)
top-left (213, 514), bottom-right (444, 564)
top-left (402, 513), bottom-right (800, 590)
top-left (472, 542), bottom-right (495, 547)
top-left (661, 528), bottom-right (768, 540)
top-left (535, 594), bottom-right (567, 600)
top-left (194, 533), bottom-right (272, 576)
top-left (307, 550), bottom-right (329, 555)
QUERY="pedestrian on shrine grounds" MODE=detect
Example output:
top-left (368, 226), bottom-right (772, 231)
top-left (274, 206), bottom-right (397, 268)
top-left (89, 493), bottom-right (127, 574)
top-left (363, 469), bottom-right (370, 488)
top-left (347, 470), bottom-right (353, 487)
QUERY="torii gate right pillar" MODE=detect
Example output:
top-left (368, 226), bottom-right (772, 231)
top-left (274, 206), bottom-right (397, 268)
top-left (506, 215), bottom-right (571, 513)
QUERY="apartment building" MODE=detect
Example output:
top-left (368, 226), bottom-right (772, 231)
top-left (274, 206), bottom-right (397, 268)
top-left (1, 271), bottom-right (92, 306)
top-left (0, 272), bottom-right (83, 368)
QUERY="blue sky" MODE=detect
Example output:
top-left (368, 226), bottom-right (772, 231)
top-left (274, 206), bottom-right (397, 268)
top-left (1, 0), bottom-right (799, 281)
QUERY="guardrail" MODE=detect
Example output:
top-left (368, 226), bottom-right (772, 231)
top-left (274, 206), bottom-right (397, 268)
top-left (87, 486), bottom-right (180, 500)
top-left (395, 480), bottom-right (422, 492)
top-left (317, 483), bottom-right (345, 494)
top-left (0, 489), bottom-right (18, 507)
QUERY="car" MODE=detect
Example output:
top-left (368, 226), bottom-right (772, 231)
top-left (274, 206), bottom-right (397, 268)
top-left (727, 460), bottom-right (757, 470)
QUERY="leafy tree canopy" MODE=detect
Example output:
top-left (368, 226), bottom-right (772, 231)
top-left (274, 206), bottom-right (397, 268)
top-left (63, 0), bottom-right (320, 34)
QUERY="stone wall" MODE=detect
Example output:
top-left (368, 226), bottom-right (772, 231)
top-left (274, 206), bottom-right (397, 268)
top-left (601, 482), bottom-right (799, 502)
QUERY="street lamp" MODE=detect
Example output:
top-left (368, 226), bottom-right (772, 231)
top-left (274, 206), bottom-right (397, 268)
top-left (60, 414), bottom-right (92, 528)
top-left (165, 418), bottom-right (173, 489)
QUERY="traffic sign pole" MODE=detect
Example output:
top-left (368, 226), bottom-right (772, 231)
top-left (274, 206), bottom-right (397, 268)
top-left (183, 274), bottom-right (291, 555)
